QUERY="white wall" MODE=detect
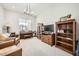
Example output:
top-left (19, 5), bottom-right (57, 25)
top-left (0, 5), bottom-right (36, 34)
top-left (4, 10), bottom-right (20, 34)
top-left (0, 6), bottom-right (4, 33)
top-left (4, 9), bottom-right (36, 34)
top-left (36, 3), bottom-right (79, 40)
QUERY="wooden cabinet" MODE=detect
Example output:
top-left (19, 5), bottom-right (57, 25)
top-left (55, 20), bottom-right (76, 55)
top-left (41, 34), bottom-right (55, 46)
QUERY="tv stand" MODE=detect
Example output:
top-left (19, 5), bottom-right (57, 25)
top-left (41, 32), bottom-right (55, 46)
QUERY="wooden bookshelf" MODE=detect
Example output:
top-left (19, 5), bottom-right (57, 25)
top-left (56, 19), bottom-right (75, 24)
top-left (56, 45), bottom-right (73, 54)
top-left (57, 36), bottom-right (72, 41)
top-left (57, 41), bottom-right (73, 47)
top-left (55, 20), bottom-right (76, 55)
top-left (57, 33), bottom-right (72, 35)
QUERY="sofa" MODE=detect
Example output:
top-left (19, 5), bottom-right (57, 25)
top-left (20, 31), bottom-right (33, 39)
top-left (0, 45), bottom-right (22, 56)
top-left (0, 34), bottom-right (20, 49)
top-left (0, 34), bottom-right (22, 56)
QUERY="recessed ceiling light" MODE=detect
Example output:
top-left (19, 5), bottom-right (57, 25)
top-left (12, 6), bottom-right (15, 9)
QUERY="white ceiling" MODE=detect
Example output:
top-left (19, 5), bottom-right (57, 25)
top-left (1, 3), bottom-right (78, 16)
top-left (0, 3), bottom-right (54, 15)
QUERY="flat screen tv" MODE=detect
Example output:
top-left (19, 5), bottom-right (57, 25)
top-left (44, 24), bottom-right (54, 32)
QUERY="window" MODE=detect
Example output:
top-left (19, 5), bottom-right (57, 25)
top-left (19, 18), bottom-right (31, 32)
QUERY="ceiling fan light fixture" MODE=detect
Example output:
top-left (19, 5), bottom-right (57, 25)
top-left (24, 9), bottom-right (26, 12)
top-left (24, 3), bottom-right (37, 17)
top-left (26, 11), bottom-right (30, 14)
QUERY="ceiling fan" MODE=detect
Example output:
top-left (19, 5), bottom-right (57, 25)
top-left (24, 3), bottom-right (37, 17)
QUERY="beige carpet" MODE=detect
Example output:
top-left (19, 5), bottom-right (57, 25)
top-left (17, 37), bottom-right (72, 56)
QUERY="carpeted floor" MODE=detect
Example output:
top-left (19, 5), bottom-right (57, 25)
top-left (17, 37), bottom-right (72, 56)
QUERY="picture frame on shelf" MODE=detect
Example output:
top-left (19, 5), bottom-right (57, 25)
top-left (60, 16), bottom-right (67, 22)
top-left (59, 14), bottom-right (73, 21)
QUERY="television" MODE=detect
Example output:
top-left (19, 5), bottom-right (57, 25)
top-left (44, 24), bottom-right (54, 32)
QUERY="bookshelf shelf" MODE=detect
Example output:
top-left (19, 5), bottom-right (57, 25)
top-left (56, 45), bottom-right (73, 54)
top-left (57, 41), bottom-right (73, 47)
top-left (57, 33), bottom-right (72, 35)
top-left (55, 20), bottom-right (76, 55)
top-left (57, 36), bottom-right (72, 41)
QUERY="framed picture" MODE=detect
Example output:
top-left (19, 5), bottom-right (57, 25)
top-left (60, 16), bottom-right (67, 21)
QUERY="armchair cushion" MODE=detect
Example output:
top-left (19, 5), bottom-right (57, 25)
top-left (0, 45), bottom-right (22, 56)
top-left (0, 34), bottom-right (8, 41)
top-left (0, 34), bottom-right (20, 49)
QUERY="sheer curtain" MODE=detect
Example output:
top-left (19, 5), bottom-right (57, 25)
top-left (19, 18), bottom-right (31, 32)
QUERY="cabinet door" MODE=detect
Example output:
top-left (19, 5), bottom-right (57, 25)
top-left (48, 39), bottom-right (53, 45)
top-left (45, 38), bottom-right (48, 43)
top-left (41, 35), bottom-right (44, 41)
top-left (41, 35), bottom-right (45, 42)
top-left (42, 35), bottom-right (48, 43)
top-left (43, 36), bottom-right (47, 43)
top-left (47, 35), bottom-right (52, 45)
